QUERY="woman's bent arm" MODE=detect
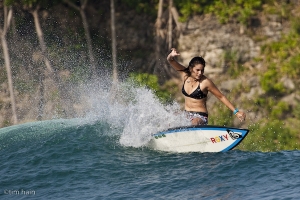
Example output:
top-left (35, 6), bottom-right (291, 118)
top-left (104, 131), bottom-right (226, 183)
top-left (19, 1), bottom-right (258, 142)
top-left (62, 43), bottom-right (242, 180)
top-left (167, 48), bottom-right (186, 71)
top-left (207, 79), bottom-right (246, 121)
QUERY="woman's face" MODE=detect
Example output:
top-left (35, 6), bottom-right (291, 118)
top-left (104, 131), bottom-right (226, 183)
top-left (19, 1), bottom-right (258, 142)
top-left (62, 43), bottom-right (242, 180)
top-left (190, 64), bottom-right (204, 80)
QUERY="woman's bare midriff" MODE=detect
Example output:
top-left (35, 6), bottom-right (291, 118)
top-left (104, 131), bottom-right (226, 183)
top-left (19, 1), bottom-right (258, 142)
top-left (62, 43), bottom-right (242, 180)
top-left (184, 97), bottom-right (207, 113)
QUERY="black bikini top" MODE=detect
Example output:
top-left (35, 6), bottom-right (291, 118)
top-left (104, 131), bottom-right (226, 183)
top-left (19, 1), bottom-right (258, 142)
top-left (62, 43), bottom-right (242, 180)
top-left (182, 79), bottom-right (207, 99)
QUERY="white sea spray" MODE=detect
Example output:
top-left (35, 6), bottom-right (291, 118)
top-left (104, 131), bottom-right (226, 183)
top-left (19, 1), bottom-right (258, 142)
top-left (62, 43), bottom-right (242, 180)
top-left (80, 80), bottom-right (189, 147)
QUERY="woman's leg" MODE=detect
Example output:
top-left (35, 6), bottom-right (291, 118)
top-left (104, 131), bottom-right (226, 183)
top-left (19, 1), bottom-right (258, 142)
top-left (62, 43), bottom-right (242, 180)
top-left (185, 111), bottom-right (208, 125)
top-left (191, 117), bottom-right (206, 125)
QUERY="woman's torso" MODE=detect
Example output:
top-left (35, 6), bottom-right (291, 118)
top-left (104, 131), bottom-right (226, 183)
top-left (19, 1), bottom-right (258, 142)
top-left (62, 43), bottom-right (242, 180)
top-left (182, 76), bottom-right (208, 113)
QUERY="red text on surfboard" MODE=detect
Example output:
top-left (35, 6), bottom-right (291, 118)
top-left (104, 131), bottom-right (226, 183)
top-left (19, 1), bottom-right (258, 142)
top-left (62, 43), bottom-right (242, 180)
top-left (210, 134), bottom-right (229, 143)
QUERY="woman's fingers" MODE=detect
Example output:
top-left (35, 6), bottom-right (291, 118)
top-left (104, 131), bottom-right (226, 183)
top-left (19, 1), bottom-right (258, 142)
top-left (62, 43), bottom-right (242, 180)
top-left (170, 48), bottom-right (180, 55)
top-left (237, 112), bottom-right (246, 122)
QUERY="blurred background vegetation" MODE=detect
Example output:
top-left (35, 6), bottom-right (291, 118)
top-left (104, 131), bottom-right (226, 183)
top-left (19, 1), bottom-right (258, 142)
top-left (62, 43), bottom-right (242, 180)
top-left (0, 0), bottom-right (300, 151)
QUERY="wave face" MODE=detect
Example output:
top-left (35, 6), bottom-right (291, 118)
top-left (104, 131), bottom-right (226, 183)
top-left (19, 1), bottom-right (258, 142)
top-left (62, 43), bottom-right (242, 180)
top-left (1, 85), bottom-right (300, 199)
top-left (1, 120), bottom-right (300, 200)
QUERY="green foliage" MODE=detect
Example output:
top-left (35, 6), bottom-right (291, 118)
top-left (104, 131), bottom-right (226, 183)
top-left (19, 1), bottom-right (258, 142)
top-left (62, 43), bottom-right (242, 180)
top-left (208, 0), bottom-right (263, 25)
top-left (209, 104), bottom-right (233, 126)
top-left (239, 119), bottom-right (300, 152)
top-left (4, 0), bottom-right (14, 6)
top-left (173, 0), bottom-right (213, 21)
top-left (292, 17), bottom-right (300, 35)
top-left (173, 0), bottom-right (264, 26)
top-left (245, 27), bottom-right (300, 151)
top-left (122, 0), bottom-right (264, 23)
top-left (263, 0), bottom-right (294, 19)
top-left (14, 80), bottom-right (36, 94)
top-left (66, 65), bottom-right (90, 84)
top-left (127, 73), bottom-right (174, 104)
top-left (0, 99), bottom-right (4, 110)
top-left (0, 69), bottom-right (8, 84)
top-left (260, 32), bottom-right (300, 95)
top-left (260, 66), bottom-right (284, 95)
top-left (120, 0), bottom-right (158, 16)
top-left (49, 89), bottom-right (60, 101)
top-left (270, 101), bottom-right (289, 119)
top-left (53, 104), bottom-right (66, 118)
top-left (2, 119), bottom-right (12, 127)
top-left (224, 50), bottom-right (245, 78)
top-left (282, 54), bottom-right (300, 78)
top-left (253, 96), bottom-right (276, 112)
top-left (262, 33), bottom-right (298, 61)
top-left (128, 72), bottom-right (160, 90)
top-left (293, 104), bottom-right (300, 119)
top-left (5, 0), bottom-right (60, 8)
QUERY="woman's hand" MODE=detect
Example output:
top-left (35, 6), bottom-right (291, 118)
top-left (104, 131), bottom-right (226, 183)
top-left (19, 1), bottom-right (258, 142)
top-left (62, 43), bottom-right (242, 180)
top-left (236, 111), bottom-right (246, 122)
top-left (166, 48), bottom-right (186, 71)
top-left (169, 48), bottom-right (180, 57)
top-left (167, 48), bottom-right (180, 61)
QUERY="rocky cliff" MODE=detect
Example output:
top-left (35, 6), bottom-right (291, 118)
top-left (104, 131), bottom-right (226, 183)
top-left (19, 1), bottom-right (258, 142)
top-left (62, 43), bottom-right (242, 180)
top-left (173, 13), bottom-right (296, 127)
top-left (0, 2), bottom-right (299, 128)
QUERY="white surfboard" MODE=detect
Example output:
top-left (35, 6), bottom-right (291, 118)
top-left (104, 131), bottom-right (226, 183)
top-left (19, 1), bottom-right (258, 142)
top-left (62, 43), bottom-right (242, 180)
top-left (148, 125), bottom-right (249, 153)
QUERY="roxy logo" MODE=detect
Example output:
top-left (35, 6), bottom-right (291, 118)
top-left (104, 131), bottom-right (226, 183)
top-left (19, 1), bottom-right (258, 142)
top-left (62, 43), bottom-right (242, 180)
top-left (227, 130), bottom-right (242, 140)
top-left (210, 130), bottom-right (242, 143)
top-left (210, 134), bottom-right (229, 143)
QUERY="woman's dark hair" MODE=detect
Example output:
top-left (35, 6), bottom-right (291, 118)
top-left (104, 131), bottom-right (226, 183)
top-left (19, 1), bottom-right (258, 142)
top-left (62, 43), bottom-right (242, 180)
top-left (179, 56), bottom-right (205, 76)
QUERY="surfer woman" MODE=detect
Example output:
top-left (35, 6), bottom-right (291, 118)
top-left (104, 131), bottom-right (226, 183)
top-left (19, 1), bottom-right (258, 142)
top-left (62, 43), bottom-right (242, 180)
top-left (167, 48), bottom-right (246, 125)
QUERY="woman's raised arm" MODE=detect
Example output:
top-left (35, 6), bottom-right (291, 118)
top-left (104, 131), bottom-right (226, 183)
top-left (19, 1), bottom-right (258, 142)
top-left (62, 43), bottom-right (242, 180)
top-left (167, 48), bottom-right (186, 71)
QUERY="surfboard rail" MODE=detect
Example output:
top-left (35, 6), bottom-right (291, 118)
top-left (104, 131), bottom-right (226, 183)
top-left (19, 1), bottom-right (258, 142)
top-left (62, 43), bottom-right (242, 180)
top-left (148, 125), bottom-right (249, 153)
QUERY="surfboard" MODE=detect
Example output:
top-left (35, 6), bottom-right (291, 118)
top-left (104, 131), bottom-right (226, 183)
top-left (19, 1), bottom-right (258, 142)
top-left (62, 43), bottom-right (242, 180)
top-left (148, 125), bottom-right (249, 153)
